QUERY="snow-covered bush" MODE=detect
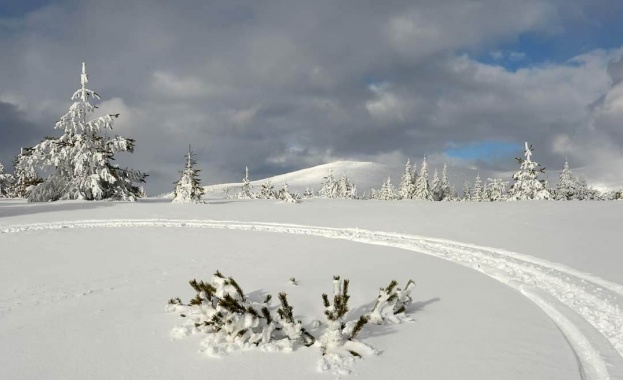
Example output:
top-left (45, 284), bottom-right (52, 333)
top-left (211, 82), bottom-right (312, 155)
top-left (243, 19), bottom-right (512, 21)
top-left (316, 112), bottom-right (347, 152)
top-left (507, 142), bottom-right (551, 201)
top-left (21, 62), bottom-right (146, 202)
top-left (168, 271), bottom-right (416, 376)
top-left (277, 183), bottom-right (300, 203)
top-left (172, 147), bottom-right (204, 203)
top-left (258, 179), bottom-right (277, 199)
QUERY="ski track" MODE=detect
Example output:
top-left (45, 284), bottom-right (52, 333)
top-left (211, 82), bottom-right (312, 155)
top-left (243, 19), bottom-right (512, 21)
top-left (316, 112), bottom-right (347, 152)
top-left (1, 218), bottom-right (623, 380)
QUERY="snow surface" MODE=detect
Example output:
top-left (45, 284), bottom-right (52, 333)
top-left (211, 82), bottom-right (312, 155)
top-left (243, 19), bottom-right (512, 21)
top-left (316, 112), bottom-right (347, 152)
top-left (1, 198), bottom-right (623, 379)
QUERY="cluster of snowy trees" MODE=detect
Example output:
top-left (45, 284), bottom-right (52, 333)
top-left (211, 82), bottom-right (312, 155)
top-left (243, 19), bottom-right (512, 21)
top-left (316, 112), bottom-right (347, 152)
top-left (369, 142), bottom-right (614, 202)
top-left (227, 167), bottom-right (299, 203)
top-left (0, 63), bottom-right (618, 205)
top-left (0, 63), bottom-right (146, 202)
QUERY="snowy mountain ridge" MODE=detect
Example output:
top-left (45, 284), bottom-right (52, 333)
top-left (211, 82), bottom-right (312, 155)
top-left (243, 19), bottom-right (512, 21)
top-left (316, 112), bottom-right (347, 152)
top-left (203, 160), bottom-right (390, 197)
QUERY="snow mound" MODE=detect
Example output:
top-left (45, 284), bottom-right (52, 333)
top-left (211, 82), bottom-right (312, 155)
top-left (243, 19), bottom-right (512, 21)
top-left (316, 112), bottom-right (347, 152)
top-left (205, 161), bottom-right (390, 197)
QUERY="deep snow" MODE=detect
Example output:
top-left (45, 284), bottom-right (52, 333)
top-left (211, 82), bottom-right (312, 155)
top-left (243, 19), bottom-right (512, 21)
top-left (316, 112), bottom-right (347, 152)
top-left (1, 198), bottom-right (622, 379)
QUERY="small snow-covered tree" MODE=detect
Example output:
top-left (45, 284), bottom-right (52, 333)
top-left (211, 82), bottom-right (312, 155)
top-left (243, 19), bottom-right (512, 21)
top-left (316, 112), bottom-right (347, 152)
top-left (172, 146), bottom-right (204, 203)
top-left (0, 162), bottom-right (15, 197)
top-left (303, 188), bottom-right (315, 198)
top-left (21, 62), bottom-right (146, 202)
top-left (484, 178), bottom-right (508, 202)
top-left (413, 157), bottom-right (433, 200)
top-left (258, 179), bottom-right (277, 199)
top-left (507, 142), bottom-right (551, 201)
top-left (398, 159), bottom-right (415, 200)
top-left (377, 176), bottom-right (398, 200)
top-left (278, 183), bottom-right (300, 203)
top-left (472, 174), bottom-right (483, 202)
top-left (236, 166), bottom-right (255, 199)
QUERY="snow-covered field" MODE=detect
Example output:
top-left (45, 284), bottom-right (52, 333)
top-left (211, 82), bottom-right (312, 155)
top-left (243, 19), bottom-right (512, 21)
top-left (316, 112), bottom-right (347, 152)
top-left (1, 198), bottom-right (623, 379)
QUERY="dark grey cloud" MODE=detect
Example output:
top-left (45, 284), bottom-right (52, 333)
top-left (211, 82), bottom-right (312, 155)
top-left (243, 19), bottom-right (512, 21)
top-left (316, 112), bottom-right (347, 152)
top-left (0, 0), bottom-right (622, 194)
top-left (0, 101), bottom-right (49, 169)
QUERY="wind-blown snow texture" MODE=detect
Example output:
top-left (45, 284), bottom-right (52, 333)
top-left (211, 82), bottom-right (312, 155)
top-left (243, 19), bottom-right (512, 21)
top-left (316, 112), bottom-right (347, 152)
top-left (1, 199), bottom-right (622, 379)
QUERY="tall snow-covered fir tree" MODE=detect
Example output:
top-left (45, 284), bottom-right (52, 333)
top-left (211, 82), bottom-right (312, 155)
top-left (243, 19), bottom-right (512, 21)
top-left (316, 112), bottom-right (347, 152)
top-left (377, 175), bottom-right (398, 200)
top-left (20, 62), bottom-right (146, 202)
top-left (0, 162), bottom-right (14, 197)
top-left (440, 164), bottom-right (451, 201)
top-left (172, 146), bottom-right (204, 203)
top-left (398, 159), bottom-right (415, 200)
top-left (555, 159), bottom-right (578, 200)
top-left (472, 174), bottom-right (483, 202)
top-left (413, 157), bottom-right (433, 200)
top-left (462, 180), bottom-right (472, 201)
top-left (507, 142), bottom-right (551, 201)
top-left (431, 169), bottom-right (442, 201)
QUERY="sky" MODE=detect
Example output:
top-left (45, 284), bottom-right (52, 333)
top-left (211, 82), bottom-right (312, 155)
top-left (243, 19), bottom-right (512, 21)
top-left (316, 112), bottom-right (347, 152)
top-left (1, 0), bottom-right (623, 195)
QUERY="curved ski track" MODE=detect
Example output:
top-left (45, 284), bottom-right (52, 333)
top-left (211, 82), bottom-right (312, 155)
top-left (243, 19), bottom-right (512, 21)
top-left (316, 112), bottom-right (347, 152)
top-left (1, 218), bottom-right (622, 380)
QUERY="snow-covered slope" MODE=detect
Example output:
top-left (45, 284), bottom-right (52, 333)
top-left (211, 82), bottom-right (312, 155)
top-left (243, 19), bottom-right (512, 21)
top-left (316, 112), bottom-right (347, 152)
top-left (1, 199), bottom-right (623, 379)
top-left (203, 161), bottom-right (390, 197)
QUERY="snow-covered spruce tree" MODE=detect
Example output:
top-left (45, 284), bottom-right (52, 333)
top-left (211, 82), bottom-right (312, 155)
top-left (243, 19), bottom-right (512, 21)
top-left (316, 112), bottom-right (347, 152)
top-left (413, 157), bottom-right (433, 200)
top-left (319, 170), bottom-right (337, 198)
top-left (338, 174), bottom-right (358, 199)
top-left (172, 146), bottom-right (204, 203)
top-left (449, 185), bottom-right (459, 201)
top-left (462, 180), bottom-right (472, 201)
top-left (278, 183), bottom-right (300, 203)
top-left (440, 164), bottom-right (452, 201)
top-left (0, 162), bottom-right (15, 197)
top-left (9, 149), bottom-right (43, 198)
top-left (258, 179), bottom-right (277, 199)
top-left (236, 166), bottom-right (255, 199)
top-left (22, 63), bottom-right (146, 202)
top-left (431, 169), bottom-right (442, 201)
top-left (507, 142), bottom-right (551, 201)
top-left (377, 175), bottom-right (398, 200)
top-left (398, 159), bottom-right (415, 200)
top-left (472, 174), bottom-right (483, 202)
top-left (555, 160), bottom-right (582, 201)
top-left (485, 178), bottom-right (508, 202)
